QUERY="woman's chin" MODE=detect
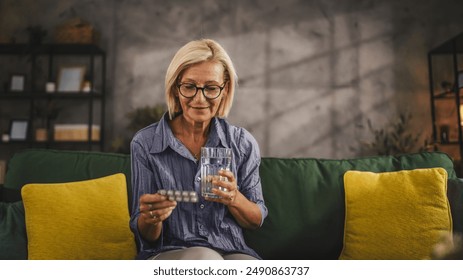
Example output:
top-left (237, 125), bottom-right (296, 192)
top-left (185, 110), bottom-right (213, 122)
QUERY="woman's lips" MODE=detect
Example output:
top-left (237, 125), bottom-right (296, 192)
top-left (190, 105), bottom-right (209, 110)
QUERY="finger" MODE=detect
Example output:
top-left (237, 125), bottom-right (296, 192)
top-left (211, 188), bottom-right (236, 203)
top-left (149, 210), bottom-right (157, 219)
top-left (139, 194), bottom-right (164, 211)
top-left (159, 207), bottom-right (175, 220)
top-left (139, 201), bottom-right (175, 214)
top-left (204, 196), bottom-right (223, 204)
top-left (212, 176), bottom-right (238, 193)
top-left (151, 200), bottom-right (177, 210)
top-left (212, 187), bottom-right (229, 197)
top-left (139, 194), bottom-right (176, 211)
top-left (148, 206), bottom-right (175, 222)
top-left (218, 169), bottom-right (235, 182)
top-left (140, 193), bottom-right (167, 204)
top-left (205, 195), bottom-right (233, 205)
top-left (211, 178), bottom-right (231, 190)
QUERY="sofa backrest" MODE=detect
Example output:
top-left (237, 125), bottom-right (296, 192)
top-left (3, 149), bottom-right (132, 210)
top-left (2, 149), bottom-right (458, 260)
top-left (243, 152), bottom-right (457, 260)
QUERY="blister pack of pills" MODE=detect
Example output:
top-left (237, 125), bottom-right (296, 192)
top-left (157, 189), bottom-right (198, 203)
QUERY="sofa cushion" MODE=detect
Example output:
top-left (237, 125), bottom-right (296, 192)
top-left (340, 168), bottom-right (452, 260)
top-left (21, 173), bottom-right (137, 260)
top-left (0, 201), bottom-right (27, 259)
top-left (244, 152), bottom-right (456, 260)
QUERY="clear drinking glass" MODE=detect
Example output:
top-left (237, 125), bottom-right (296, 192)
top-left (200, 147), bottom-right (232, 198)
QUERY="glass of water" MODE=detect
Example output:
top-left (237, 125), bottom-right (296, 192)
top-left (200, 147), bottom-right (232, 198)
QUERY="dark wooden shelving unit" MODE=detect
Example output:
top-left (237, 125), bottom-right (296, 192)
top-left (428, 32), bottom-right (463, 174)
top-left (0, 43), bottom-right (106, 156)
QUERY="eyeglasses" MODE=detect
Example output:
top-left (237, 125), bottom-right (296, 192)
top-left (177, 82), bottom-right (226, 100)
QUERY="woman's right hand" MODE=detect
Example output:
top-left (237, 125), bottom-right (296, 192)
top-left (139, 193), bottom-right (177, 225)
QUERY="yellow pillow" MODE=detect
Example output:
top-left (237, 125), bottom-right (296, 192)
top-left (21, 173), bottom-right (137, 260)
top-left (340, 168), bottom-right (452, 260)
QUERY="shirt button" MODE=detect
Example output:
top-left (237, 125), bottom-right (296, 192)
top-left (196, 177), bottom-right (201, 182)
top-left (200, 204), bottom-right (205, 209)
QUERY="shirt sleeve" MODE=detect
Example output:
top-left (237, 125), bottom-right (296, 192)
top-left (129, 137), bottom-right (163, 253)
top-left (236, 128), bottom-right (268, 227)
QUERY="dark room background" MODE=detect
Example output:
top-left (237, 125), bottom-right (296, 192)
top-left (1, 0), bottom-right (463, 160)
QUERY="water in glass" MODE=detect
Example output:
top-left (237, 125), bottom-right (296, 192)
top-left (200, 147), bottom-right (232, 198)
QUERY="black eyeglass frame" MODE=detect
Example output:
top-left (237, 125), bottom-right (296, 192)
top-left (177, 82), bottom-right (227, 100)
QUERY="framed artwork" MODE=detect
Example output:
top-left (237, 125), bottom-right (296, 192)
top-left (57, 66), bottom-right (85, 92)
top-left (9, 119), bottom-right (29, 141)
top-left (10, 74), bottom-right (26, 92)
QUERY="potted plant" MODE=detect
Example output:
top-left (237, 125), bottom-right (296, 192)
top-left (110, 104), bottom-right (166, 153)
top-left (352, 112), bottom-right (434, 156)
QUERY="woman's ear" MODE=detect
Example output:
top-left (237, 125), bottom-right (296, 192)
top-left (173, 85), bottom-right (179, 97)
top-left (222, 82), bottom-right (229, 97)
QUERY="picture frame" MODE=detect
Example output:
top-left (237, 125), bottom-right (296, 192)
top-left (10, 74), bottom-right (26, 92)
top-left (57, 66), bottom-right (85, 92)
top-left (9, 119), bottom-right (29, 141)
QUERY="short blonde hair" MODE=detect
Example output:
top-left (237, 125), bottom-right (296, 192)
top-left (165, 39), bottom-right (237, 119)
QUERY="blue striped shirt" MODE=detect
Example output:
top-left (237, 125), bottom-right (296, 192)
top-left (129, 113), bottom-right (268, 259)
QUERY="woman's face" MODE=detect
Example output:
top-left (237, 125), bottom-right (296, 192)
top-left (176, 61), bottom-right (227, 124)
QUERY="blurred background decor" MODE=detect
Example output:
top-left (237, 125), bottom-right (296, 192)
top-left (110, 104), bottom-right (165, 153)
top-left (352, 112), bottom-right (435, 156)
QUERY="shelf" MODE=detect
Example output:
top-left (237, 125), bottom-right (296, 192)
top-left (433, 91), bottom-right (457, 98)
top-left (0, 140), bottom-right (101, 145)
top-left (0, 43), bottom-right (106, 160)
top-left (429, 31), bottom-right (463, 162)
top-left (0, 92), bottom-right (103, 99)
top-left (436, 141), bottom-right (460, 145)
top-left (0, 43), bottom-right (105, 55)
top-left (428, 31), bottom-right (463, 54)
top-left (433, 94), bottom-right (457, 100)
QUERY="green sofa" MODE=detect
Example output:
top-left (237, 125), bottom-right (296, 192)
top-left (1, 149), bottom-right (462, 260)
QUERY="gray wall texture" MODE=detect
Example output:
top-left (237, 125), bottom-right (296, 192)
top-left (1, 0), bottom-right (463, 158)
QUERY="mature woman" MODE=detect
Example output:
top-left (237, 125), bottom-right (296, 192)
top-left (130, 39), bottom-right (268, 260)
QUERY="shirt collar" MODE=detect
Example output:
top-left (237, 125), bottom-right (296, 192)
top-left (149, 113), bottom-right (174, 154)
top-left (208, 117), bottom-right (230, 149)
top-left (149, 113), bottom-right (230, 155)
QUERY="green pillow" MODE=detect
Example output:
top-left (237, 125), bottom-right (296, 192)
top-left (0, 201), bottom-right (27, 259)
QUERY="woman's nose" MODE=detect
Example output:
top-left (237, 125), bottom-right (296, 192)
top-left (193, 88), bottom-right (207, 102)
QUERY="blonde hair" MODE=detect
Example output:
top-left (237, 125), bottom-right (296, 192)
top-left (165, 39), bottom-right (237, 119)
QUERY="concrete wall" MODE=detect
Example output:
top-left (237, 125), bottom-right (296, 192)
top-left (1, 0), bottom-right (463, 158)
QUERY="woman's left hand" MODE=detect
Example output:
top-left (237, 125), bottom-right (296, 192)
top-left (206, 169), bottom-right (239, 206)
top-left (206, 169), bottom-right (262, 229)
